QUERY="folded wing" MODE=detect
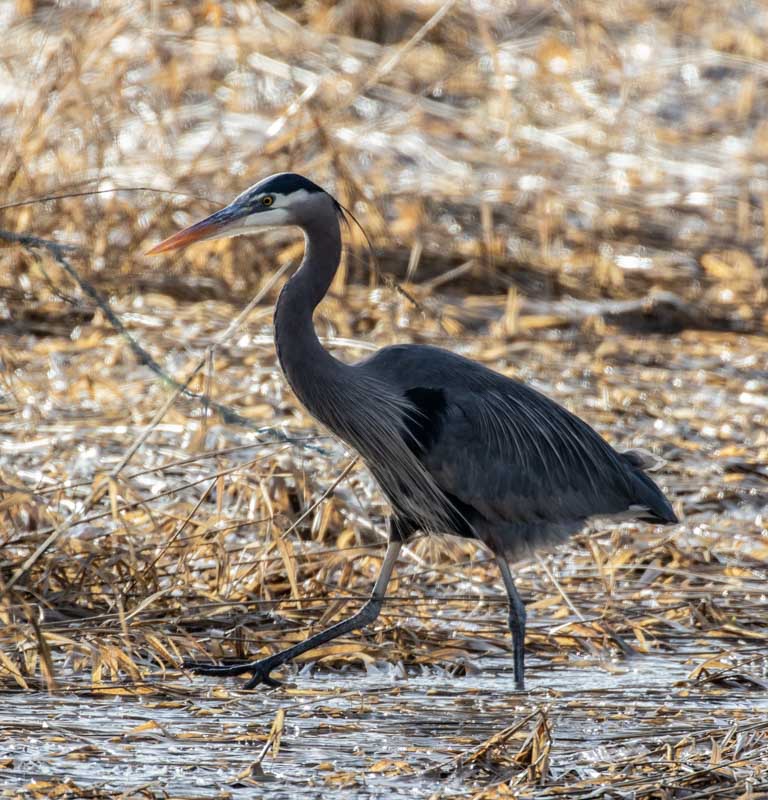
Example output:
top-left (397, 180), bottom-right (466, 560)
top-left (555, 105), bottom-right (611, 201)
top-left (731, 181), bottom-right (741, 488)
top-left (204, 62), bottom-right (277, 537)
top-left (404, 383), bottom-right (676, 535)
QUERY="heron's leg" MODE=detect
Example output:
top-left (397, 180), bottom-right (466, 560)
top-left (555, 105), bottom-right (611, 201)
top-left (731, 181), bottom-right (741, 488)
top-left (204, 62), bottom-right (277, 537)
top-left (496, 556), bottom-right (527, 691)
top-left (184, 538), bottom-right (402, 688)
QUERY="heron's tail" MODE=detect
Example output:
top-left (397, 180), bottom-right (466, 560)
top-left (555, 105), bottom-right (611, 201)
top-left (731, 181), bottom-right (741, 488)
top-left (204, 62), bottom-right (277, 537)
top-left (624, 457), bottom-right (678, 524)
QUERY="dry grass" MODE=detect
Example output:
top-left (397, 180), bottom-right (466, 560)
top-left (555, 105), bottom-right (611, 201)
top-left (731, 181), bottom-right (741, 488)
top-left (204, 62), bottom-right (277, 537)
top-left (1, 1), bottom-right (767, 797)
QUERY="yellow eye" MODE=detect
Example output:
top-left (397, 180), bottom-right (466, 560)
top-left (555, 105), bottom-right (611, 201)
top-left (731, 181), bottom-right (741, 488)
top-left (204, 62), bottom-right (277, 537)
top-left (261, 196), bottom-right (274, 207)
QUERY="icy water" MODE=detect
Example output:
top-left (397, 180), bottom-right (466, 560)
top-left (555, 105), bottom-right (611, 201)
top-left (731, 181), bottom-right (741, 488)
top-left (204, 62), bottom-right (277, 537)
top-left (0, 657), bottom-right (752, 798)
top-left (4, 650), bottom-right (765, 798)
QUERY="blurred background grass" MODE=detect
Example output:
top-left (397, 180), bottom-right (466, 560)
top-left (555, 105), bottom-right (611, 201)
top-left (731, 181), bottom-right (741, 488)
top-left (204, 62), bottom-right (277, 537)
top-left (2, 0), bottom-right (767, 314)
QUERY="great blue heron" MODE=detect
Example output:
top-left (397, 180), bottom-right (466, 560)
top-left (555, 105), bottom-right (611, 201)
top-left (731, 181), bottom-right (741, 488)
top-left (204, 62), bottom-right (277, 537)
top-left (147, 172), bottom-right (677, 690)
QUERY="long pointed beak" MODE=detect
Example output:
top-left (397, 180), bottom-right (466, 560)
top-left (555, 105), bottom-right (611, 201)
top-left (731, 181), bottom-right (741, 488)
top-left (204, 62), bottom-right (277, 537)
top-left (145, 206), bottom-right (237, 255)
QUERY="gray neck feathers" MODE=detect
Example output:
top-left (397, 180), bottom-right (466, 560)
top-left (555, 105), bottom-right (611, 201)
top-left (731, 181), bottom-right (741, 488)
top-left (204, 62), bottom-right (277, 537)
top-left (273, 206), bottom-right (347, 414)
top-left (272, 202), bottom-right (456, 535)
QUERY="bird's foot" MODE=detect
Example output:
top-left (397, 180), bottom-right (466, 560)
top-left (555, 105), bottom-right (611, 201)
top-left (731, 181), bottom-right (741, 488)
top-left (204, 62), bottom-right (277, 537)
top-left (182, 657), bottom-right (282, 688)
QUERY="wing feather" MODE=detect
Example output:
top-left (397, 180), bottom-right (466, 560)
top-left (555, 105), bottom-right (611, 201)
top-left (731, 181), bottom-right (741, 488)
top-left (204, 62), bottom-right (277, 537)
top-left (356, 343), bottom-right (676, 540)
top-left (415, 384), bottom-right (658, 527)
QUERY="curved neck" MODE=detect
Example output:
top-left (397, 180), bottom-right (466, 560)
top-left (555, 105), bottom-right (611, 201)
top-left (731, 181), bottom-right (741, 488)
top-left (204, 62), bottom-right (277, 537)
top-left (273, 210), bottom-right (347, 412)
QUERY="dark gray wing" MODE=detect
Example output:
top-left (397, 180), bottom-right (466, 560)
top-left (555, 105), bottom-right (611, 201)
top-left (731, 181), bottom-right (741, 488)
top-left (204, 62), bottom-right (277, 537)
top-left (404, 382), bottom-right (676, 533)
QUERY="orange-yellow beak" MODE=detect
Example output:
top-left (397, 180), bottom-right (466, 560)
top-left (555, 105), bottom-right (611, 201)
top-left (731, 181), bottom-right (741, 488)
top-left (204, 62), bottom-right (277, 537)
top-left (145, 206), bottom-right (238, 255)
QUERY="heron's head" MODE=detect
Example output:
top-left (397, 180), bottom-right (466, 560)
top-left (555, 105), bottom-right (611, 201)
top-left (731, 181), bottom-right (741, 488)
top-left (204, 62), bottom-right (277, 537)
top-left (146, 172), bottom-right (342, 255)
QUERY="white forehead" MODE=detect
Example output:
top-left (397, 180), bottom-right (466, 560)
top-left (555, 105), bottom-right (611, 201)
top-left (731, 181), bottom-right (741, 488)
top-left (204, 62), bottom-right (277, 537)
top-left (271, 188), bottom-right (311, 206)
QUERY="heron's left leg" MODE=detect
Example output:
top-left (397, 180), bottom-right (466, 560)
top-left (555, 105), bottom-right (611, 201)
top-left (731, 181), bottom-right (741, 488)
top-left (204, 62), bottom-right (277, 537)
top-left (496, 556), bottom-right (527, 691)
top-left (184, 538), bottom-right (402, 689)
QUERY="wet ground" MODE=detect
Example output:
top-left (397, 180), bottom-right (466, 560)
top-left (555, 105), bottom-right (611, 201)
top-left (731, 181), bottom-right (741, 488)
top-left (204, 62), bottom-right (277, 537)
top-left (2, 649), bottom-right (767, 798)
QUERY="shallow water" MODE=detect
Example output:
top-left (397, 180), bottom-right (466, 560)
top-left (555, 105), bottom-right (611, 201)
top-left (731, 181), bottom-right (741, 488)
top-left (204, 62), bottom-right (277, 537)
top-left (2, 649), bottom-right (765, 798)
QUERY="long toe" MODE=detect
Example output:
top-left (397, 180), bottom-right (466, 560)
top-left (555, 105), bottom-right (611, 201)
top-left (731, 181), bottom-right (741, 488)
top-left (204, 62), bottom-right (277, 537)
top-left (243, 668), bottom-right (282, 690)
top-left (182, 659), bottom-right (259, 677)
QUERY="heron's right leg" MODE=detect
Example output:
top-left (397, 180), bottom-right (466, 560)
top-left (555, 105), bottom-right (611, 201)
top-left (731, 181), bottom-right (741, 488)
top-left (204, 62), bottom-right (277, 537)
top-left (496, 556), bottom-right (527, 691)
top-left (184, 538), bottom-right (402, 688)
